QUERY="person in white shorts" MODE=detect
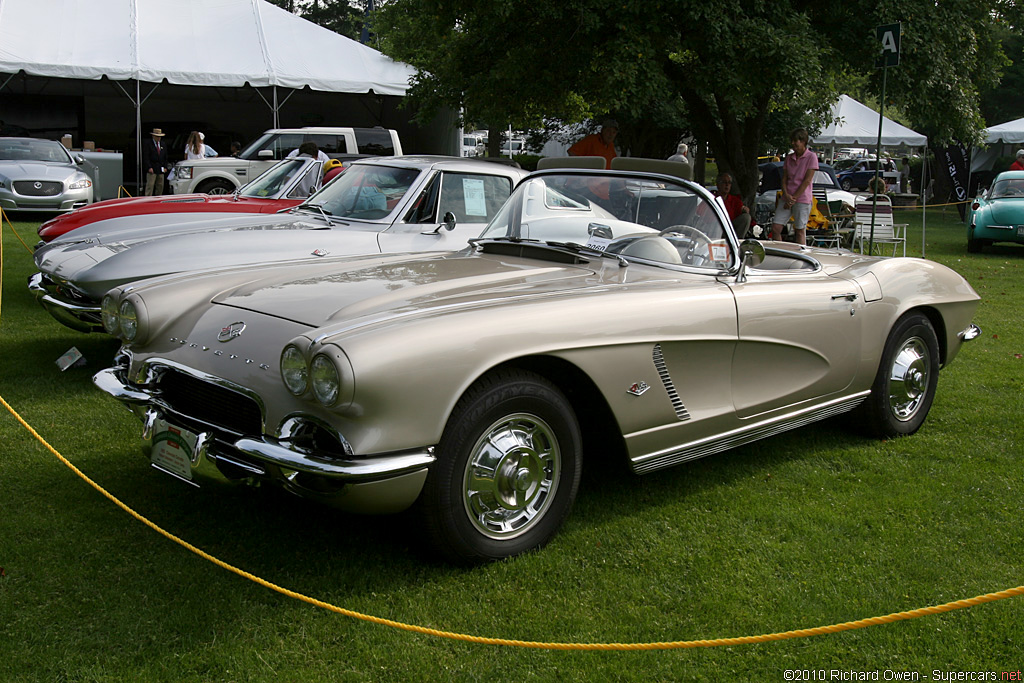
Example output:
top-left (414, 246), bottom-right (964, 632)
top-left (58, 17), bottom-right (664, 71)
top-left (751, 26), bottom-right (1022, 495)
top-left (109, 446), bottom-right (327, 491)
top-left (772, 128), bottom-right (819, 245)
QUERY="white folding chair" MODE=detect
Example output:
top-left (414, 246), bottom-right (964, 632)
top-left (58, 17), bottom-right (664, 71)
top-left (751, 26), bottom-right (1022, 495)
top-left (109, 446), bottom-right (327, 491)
top-left (852, 195), bottom-right (906, 257)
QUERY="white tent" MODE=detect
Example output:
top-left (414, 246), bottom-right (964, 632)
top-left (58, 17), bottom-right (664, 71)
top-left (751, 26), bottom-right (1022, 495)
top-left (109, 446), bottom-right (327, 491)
top-left (815, 95), bottom-right (927, 148)
top-left (971, 117), bottom-right (1024, 172)
top-left (0, 0), bottom-right (415, 96)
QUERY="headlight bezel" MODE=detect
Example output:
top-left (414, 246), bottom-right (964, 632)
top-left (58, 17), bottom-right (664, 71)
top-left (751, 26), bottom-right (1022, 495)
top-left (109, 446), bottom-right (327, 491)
top-left (68, 178), bottom-right (93, 190)
top-left (119, 299), bottom-right (139, 341)
top-left (310, 354), bottom-right (341, 406)
top-left (101, 293), bottom-right (121, 334)
top-left (176, 166), bottom-right (193, 180)
top-left (280, 345), bottom-right (309, 396)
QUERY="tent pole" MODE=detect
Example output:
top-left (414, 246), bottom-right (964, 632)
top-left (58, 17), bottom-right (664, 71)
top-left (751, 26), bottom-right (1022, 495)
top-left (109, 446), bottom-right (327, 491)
top-left (136, 79), bottom-right (142, 194)
top-left (273, 86), bottom-right (279, 128)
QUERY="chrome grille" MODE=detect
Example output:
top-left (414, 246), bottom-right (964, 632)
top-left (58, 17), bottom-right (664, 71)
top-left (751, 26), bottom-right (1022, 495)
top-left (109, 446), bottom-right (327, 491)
top-left (652, 343), bottom-right (690, 421)
top-left (157, 370), bottom-right (262, 436)
top-left (13, 180), bottom-right (62, 196)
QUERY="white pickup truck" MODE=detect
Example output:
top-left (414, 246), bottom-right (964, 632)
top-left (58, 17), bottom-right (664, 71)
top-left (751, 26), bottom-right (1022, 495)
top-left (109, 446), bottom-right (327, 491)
top-left (169, 126), bottom-right (402, 194)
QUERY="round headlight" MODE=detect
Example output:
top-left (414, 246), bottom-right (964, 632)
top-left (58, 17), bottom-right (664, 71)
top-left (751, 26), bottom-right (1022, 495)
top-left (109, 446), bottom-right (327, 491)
top-left (119, 300), bottom-right (138, 341)
top-left (280, 345), bottom-right (308, 396)
top-left (101, 294), bottom-right (120, 335)
top-left (310, 354), bottom-right (340, 406)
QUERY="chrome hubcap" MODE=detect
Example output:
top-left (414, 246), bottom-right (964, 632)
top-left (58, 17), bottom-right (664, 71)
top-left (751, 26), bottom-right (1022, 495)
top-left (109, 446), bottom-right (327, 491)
top-left (888, 336), bottom-right (931, 421)
top-left (463, 413), bottom-right (560, 539)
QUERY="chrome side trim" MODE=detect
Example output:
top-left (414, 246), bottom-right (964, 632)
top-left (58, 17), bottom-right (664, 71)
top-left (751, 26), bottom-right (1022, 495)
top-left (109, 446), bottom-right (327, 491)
top-left (959, 323), bottom-right (981, 341)
top-left (234, 437), bottom-right (435, 482)
top-left (630, 391), bottom-right (870, 474)
top-left (652, 343), bottom-right (690, 421)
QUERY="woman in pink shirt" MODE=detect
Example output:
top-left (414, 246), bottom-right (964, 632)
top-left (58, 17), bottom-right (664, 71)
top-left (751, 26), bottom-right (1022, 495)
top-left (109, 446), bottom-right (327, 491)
top-left (772, 128), bottom-right (819, 245)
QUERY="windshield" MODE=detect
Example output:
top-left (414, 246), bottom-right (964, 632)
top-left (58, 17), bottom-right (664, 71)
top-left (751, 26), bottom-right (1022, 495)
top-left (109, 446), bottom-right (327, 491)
top-left (479, 173), bottom-right (734, 270)
top-left (304, 163), bottom-right (421, 220)
top-left (0, 139), bottom-right (73, 163)
top-left (239, 158), bottom-right (319, 198)
top-left (990, 178), bottom-right (1024, 199)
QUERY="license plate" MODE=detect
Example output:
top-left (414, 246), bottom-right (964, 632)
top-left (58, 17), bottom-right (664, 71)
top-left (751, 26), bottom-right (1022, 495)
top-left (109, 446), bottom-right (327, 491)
top-left (151, 419), bottom-right (198, 482)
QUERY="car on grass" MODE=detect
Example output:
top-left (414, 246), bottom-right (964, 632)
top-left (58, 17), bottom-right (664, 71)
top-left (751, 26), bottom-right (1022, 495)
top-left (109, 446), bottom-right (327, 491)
top-left (0, 137), bottom-right (94, 213)
top-left (169, 126), bottom-right (402, 195)
top-left (36, 156), bottom-right (329, 243)
top-left (93, 164), bottom-right (981, 563)
top-left (30, 156), bottom-right (528, 333)
top-left (967, 171), bottom-right (1024, 252)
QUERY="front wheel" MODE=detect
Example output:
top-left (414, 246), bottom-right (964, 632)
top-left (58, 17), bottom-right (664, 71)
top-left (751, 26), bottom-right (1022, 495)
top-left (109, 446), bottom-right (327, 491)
top-left (417, 369), bottom-right (582, 564)
top-left (861, 313), bottom-right (940, 438)
top-left (842, 179), bottom-right (853, 191)
top-left (197, 178), bottom-right (235, 195)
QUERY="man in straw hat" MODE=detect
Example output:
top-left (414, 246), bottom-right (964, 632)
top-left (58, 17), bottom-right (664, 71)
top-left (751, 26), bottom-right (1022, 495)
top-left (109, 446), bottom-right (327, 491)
top-left (142, 127), bottom-right (169, 195)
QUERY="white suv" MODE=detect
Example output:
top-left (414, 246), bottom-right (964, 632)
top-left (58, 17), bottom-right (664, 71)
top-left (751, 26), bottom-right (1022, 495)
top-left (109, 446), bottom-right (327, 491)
top-left (170, 126), bottom-right (402, 195)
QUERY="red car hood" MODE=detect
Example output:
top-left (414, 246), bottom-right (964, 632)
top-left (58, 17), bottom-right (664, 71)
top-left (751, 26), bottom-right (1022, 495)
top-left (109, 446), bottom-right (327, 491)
top-left (37, 193), bottom-right (300, 241)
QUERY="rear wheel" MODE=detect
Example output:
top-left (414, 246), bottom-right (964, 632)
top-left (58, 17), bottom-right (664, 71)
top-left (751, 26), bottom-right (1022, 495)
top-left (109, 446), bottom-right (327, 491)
top-left (417, 369), bottom-right (582, 564)
top-left (842, 179), bottom-right (853, 191)
top-left (967, 230), bottom-right (985, 253)
top-left (861, 312), bottom-right (940, 438)
top-left (197, 178), bottom-right (235, 195)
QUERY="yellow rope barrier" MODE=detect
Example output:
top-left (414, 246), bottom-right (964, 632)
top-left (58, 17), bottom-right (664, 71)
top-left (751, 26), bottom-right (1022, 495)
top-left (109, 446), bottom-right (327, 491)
top-left (1, 392), bottom-right (1020, 650)
top-left (1, 207), bottom-right (37, 255)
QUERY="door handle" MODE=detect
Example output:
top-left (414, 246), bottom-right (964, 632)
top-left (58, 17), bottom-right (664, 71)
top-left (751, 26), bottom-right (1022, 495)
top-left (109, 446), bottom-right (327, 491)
top-left (831, 292), bottom-right (859, 301)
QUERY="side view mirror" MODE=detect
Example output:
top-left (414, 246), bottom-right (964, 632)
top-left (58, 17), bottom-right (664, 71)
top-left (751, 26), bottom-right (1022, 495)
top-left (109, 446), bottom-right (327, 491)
top-left (421, 211), bottom-right (457, 235)
top-left (736, 239), bottom-right (765, 283)
top-left (257, 149), bottom-right (274, 159)
top-left (74, 154), bottom-right (86, 165)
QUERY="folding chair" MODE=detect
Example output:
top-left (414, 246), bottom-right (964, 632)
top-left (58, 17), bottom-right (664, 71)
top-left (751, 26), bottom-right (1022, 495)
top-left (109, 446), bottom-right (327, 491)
top-left (852, 195), bottom-right (907, 256)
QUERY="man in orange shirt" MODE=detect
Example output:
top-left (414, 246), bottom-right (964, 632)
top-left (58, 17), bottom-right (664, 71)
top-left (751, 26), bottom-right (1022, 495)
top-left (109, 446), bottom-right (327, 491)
top-left (568, 118), bottom-right (619, 169)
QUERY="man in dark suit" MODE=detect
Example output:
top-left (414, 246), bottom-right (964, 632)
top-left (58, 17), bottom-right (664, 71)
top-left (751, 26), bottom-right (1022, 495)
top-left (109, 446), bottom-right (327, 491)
top-left (142, 128), bottom-right (169, 195)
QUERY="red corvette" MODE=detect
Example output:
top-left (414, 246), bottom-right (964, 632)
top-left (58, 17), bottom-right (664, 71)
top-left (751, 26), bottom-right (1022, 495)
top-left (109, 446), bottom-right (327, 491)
top-left (37, 157), bottom-right (326, 242)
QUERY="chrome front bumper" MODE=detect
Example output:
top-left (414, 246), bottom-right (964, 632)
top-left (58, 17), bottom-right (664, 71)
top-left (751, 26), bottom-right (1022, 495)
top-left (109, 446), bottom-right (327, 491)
top-left (28, 272), bottom-right (103, 333)
top-left (93, 366), bottom-right (434, 513)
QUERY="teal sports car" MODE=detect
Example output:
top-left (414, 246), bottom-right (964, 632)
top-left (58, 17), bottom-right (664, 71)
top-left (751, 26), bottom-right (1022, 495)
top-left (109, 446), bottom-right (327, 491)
top-left (968, 171), bottom-right (1024, 252)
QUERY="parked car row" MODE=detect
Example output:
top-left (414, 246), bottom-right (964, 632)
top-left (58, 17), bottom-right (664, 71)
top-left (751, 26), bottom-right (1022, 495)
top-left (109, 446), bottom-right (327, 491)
top-left (25, 154), bottom-right (981, 564)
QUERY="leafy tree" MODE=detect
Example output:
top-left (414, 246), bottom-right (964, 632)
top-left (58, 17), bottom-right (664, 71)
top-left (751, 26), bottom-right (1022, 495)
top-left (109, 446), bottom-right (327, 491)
top-left (375, 0), bottom-right (1021, 205)
top-left (266, 0), bottom-right (367, 42)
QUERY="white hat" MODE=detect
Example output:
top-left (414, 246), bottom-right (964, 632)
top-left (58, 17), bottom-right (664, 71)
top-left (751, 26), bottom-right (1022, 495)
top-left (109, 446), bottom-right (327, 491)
top-left (1017, 149), bottom-right (1024, 158)
top-left (199, 132), bottom-right (205, 141)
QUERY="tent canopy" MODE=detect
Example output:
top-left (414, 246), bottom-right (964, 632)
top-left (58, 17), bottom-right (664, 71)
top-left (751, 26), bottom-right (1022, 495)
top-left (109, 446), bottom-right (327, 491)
top-left (815, 95), bottom-right (927, 148)
top-left (0, 0), bottom-right (415, 95)
top-left (984, 117), bottom-right (1024, 145)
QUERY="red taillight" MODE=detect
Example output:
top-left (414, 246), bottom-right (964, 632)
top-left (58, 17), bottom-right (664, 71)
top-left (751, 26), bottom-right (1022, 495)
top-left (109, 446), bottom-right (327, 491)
top-left (972, 202), bottom-right (980, 211)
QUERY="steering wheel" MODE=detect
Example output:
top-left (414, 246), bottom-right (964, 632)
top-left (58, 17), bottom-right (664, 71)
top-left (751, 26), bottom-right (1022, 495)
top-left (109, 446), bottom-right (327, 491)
top-left (658, 224), bottom-right (714, 263)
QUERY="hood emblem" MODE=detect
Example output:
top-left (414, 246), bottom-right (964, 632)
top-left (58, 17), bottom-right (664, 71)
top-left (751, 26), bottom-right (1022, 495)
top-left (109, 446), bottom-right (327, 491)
top-left (34, 181), bottom-right (43, 189)
top-left (627, 381), bottom-right (650, 396)
top-left (217, 322), bottom-right (246, 342)
top-left (312, 248), bottom-right (329, 257)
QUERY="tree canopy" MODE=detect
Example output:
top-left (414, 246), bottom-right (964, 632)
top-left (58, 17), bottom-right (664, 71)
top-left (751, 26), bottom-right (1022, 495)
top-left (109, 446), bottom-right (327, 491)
top-left (373, 0), bottom-right (1022, 203)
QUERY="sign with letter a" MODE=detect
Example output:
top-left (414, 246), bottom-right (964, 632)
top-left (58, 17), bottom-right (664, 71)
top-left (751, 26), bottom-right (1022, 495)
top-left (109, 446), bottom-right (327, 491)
top-left (876, 23), bottom-right (901, 68)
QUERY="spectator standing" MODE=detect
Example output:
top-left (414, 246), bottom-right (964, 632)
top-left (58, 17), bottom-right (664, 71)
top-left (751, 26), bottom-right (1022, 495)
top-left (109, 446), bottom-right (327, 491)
top-left (771, 128), bottom-right (819, 245)
top-left (141, 127), bottom-right (168, 196)
top-left (230, 141), bottom-right (242, 157)
top-left (668, 143), bottom-right (688, 163)
top-left (714, 171), bottom-right (752, 237)
top-left (288, 141), bottom-right (330, 163)
top-left (185, 131), bottom-right (218, 160)
top-left (899, 157), bottom-right (911, 193)
top-left (568, 118), bottom-right (618, 169)
top-left (1010, 149), bottom-right (1024, 171)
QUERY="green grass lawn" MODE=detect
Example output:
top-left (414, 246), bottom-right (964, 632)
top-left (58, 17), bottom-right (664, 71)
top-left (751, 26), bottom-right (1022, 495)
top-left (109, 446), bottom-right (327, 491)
top-left (1, 208), bottom-right (1021, 681)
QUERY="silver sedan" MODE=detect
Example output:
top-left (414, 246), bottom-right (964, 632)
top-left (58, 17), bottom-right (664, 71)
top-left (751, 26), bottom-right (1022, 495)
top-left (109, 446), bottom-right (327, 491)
top-left (0, 137), bottom-right (94, 213)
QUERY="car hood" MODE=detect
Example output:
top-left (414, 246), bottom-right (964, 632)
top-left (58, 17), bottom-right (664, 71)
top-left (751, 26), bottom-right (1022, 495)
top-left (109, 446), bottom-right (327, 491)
top-left (35, 217), bottom-right (387, 300)
top-left (209, 250), bottom-right (602, 330)
top-left (41, 210), bottom-right (306, 247)
top-left (0, 161), bottom-right (78, 180)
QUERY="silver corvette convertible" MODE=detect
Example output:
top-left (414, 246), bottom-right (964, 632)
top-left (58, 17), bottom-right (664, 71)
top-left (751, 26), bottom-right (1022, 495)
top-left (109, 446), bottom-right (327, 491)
top-left (30, 156), bottom-right (528, 332)
top-left (94, 166), bottom-right (981, 563)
